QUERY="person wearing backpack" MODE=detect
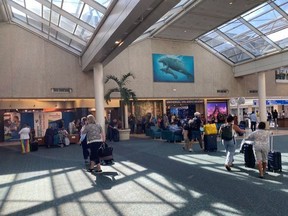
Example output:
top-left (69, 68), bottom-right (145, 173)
top-left (219, 114), bottom-right (245, 171)
top-left (188, 112), bottom-right (203, 151)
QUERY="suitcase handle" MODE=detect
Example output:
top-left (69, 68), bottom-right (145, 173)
top-left (270, 133), bottom-right (274, 151)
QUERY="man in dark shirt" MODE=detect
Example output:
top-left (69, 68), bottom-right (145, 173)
top-left (188, 112), bottom-right (203, 150)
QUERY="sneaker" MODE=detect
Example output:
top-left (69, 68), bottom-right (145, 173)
top-left (84, 160), bottom-right (90, 165)
top-left (225, 165), bottom-right (231, 172)
top-left (189, 149), bottom-right (193, 152)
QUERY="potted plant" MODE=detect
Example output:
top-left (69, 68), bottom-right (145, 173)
top-left (104, 72), bottom-right (137, 140)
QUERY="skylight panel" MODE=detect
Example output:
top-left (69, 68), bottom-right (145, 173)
top-left (27, 15), bottom-right (42, 31)
top-left (267, 28), bottom-right (288, 43)
top-left (25, 0), bottom-right (42, 16)
top-left (74, 25), bottom-right (93, 41)
top-left (95, 0), bottom-right (113, 8)
top-left (11, 6), bottom-right (26, 22)
top-left (80, 4), bottom-right (103, 28)
top-left (52, 0), bottom-right (62, 8)
top-left (59, 15), bottom-right (76, 33)
top-left (248, 9), bottom-right (282, 29)
top-left (12, 0), bottom-right (24, 7)
top-left (70, 40), bottom-right (85, 52)
top-left (43, 6), bottom-right (51, 21)
top-left (57, 31), bottom-right (71, 45)
top-left (51, 11), bottom-right (60, 25)
top-left (278, 1), bottom-right (288, 13)
top-left (62, 0), bottom-right (84, 18)
top-left (275, 0), bottom-right (288, 6)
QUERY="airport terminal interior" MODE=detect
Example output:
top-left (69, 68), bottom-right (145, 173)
top-left (1, 0), bottom-right (288, 215)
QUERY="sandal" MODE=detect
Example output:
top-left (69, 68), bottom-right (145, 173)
top-left (94, 169), bottom-right (102, 173)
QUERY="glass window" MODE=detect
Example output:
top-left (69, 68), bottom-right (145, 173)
top-left (26, 0), bottom-right (42, 16)
top-left (95, 0), bottom-right (113, 8)
top-left (12, 0), bottom-right (24, 7)
top-left (52, 0), bottom-right (62, 8)
top-left (27, 16), bottom-right (42, 31)
top-left (62, 0), bottom-right (84, 18)
top-left (43, 6), bottom-right (51, 21)
top-left (51, 11), bottom-right (60, 25)
top-left (57, 32), bottom-right (71, 45)
top-left (229, 52), bottom-right (252, 63)
top-left (11, 7), bottom-right (26, 22)
top-left (70, 40), bottom-right (85, 52)
top-left (81, 4), bottom-right (103, 28)
top-left (214, 42), bottom-right (234, 53)
top-left (74, 25), bottom-right (93, 42)
top-left (59, 16), bottom-right (76, 33)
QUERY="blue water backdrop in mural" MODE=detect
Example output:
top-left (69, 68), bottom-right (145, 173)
top-left (153, 53), bottom-right (194, 82)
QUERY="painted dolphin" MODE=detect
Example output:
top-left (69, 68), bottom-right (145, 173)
top-left (158, 56), bottom-right (192, 79)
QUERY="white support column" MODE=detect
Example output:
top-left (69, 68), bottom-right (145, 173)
top-left (93, 63), bottom-right (105, 132)
top-left (124, 104), bottom-right (129, 129)
top-left (258, 72), bottom-right (267, 123)
top-left (163, 99), bottom-right (166, 114)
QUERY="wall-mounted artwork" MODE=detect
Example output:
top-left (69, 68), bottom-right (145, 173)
top-left (275, 66), bottom-right (288, 83)
top-left (152, 54), bottom-right (194, 82)
top-left (206, 101), bottom-right (228, 122)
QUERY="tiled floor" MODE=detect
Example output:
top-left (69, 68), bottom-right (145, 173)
top-left (0, 133), bottom-right (288, 216)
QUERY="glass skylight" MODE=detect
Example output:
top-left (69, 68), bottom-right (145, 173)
top-left (5, 0), bottom-right (113, 55)
top-left (198, 0), bottom-right (288, 64)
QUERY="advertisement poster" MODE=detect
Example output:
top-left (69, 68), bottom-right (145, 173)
top-left (206, 102), bottom-right (228, 122)
top-left (152, 53), bottom-right (194, 82)
top-left (4, 112), bottom-right (21, 141)
top-left (34, 112), bottom-right (62, 137)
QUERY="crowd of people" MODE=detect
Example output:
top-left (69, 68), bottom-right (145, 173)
top-left (15, 109), bottom-right (274, 178)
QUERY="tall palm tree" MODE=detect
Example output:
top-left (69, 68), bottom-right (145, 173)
top-left (104, 72), bottom-right (137, 129)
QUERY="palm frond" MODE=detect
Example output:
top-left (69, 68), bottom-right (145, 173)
top-left (121, 72), bottom-right (135, 85)
top-left (104, 88), bottom-right (120, 104)
top-left (104, 75), bottom-right (120, 85)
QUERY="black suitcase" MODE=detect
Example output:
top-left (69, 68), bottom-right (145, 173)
top-left (98, 142), bottom-right (113, 161)
top-left (243, 143), bottom-right (255, 168)
top-left (30, 142), bottom-right (39, 152)
top-left (204, 135), bottom-right (217, 152)
top-left (268, 136), bottom-right (282, 172)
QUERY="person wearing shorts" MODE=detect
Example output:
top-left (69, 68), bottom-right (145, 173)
top-left (246, 122), bottom-right (271, 178)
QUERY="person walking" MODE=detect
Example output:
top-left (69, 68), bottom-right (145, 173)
top-left (81, 114), bottom-right (105, 173)
top-left (250, 111), bottom-right (257, 131)
top-left (18, 123), bottom-right (31, 154)
top-left (219, 115), bottom-right (245, 171)
top-left (188, 112), bottom-right (203, 150)
top-left (246, 122), bottom-right (271, 178)
top-left (79, 117), bottom-right (90, 165)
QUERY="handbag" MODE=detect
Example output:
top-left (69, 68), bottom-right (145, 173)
top-left (98, 142), bottom-right (113, 160)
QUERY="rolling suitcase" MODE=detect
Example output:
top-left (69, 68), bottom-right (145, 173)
top-left (268, 135), bottom-right (282, 172)
top-left (243, 142), bottom-right (255, 168)
top-left (30, 142), bottom-right (39, 152)
top-left (204, 135), bottom-right (217, 152)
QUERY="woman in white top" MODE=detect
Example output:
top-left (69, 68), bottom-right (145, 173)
top-left (18, 123), bottom-right (31, 154)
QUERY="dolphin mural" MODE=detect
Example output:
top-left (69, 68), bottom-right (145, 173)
top-left (158, 56), bottom-right (193, 79)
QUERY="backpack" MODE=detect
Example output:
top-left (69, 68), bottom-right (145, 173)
top-left (189, 118), bottom-right (199, 130)
top-left (221, 124), bottom-right (233, 141)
